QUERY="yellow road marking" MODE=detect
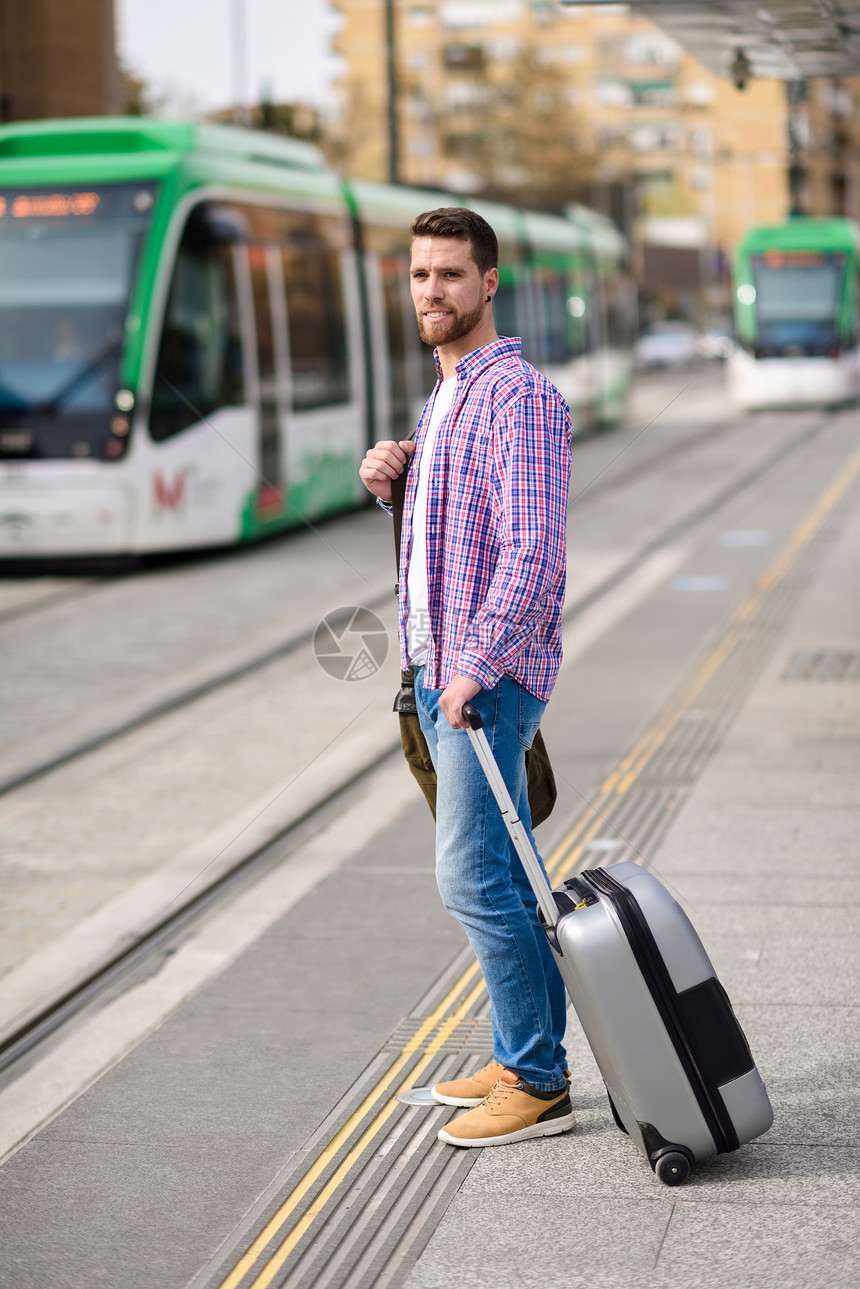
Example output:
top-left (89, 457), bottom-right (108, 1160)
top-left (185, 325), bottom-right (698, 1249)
top-left (246, 977), bottom-right (488, 1289)
top-left (219, 439), bottom-right (860, 1288)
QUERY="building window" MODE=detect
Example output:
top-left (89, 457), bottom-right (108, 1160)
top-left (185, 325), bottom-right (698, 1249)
top-left (440, 0), bottom-right (522, 31)
top-left (595, 79), bottom-right (634, 108)
top-left (629, 80), bottom-right (677, 108)
top-left (690, 128), bottom-right (714, 155)
top-left (629, 123), bottom-right (678, 153)
top-left (623, 32), bottom-right (679, 67)
top-left (442, 43), bottom-right (486, 70)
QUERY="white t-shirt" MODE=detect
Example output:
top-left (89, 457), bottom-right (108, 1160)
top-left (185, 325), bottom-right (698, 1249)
top-left (406, 377), bottom-right (457, 666)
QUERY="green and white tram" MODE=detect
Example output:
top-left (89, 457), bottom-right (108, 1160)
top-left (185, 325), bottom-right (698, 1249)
top-left (0, 117), bottom-right (636, 559)
top-left (729, 217), bottom-right (860, 410)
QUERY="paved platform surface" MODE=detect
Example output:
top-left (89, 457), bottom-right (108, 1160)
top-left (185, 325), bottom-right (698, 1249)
top-left (404, 471), bottom-right (860, 1287)
top-left (0, 385), bottom-right (857, 1288)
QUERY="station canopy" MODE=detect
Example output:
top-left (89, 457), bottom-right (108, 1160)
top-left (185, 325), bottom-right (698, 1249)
top-left (564, 2), bottom-right (860, 81)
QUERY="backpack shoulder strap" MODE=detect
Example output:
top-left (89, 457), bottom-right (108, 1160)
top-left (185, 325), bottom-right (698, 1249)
top-left (390, 427), bottom-right (416, 587)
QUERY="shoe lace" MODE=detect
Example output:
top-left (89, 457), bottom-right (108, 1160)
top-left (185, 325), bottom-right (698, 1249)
top-left (482, 1078), bottom-right (517, 1109)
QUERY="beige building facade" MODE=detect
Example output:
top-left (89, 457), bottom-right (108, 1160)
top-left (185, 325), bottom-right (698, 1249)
top-left (0, 0), bottom-right (121, 123)
top-left (330, 1), bottom-right (859, 259)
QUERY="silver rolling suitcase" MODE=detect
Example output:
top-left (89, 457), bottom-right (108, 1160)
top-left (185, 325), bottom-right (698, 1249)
top-left (463, 703), bottom-right (773, 1186)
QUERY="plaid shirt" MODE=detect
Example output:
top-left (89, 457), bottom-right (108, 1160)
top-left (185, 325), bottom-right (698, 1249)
top-left (398, 336), bottom-right (571, 702)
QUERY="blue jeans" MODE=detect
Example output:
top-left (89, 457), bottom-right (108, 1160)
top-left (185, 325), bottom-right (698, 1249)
top-left (415, 668), bottom-right (568, 1092)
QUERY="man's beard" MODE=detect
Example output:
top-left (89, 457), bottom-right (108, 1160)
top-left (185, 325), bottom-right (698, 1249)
top-left (417, 295), bottom-right (486, 348)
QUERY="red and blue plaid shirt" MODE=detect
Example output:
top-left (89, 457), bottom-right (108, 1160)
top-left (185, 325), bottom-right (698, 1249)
top-left (398, 336), bottom-right (572, 702)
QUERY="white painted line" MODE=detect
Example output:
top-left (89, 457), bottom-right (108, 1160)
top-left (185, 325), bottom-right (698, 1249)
top-left (0, 762), bottom-right (418, 1164)
top-left (720, 530), bottom-right (771, 547)
top-left (672, 575), bottom-right (729, 592)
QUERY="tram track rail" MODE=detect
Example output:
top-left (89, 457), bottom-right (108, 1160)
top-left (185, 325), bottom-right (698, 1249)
top-left (0, 575), bottom-right (107, 627)
top-left (0, 741), bottom-right (404, 1080)
top-left (0, 404), bottom-right (840, 1083)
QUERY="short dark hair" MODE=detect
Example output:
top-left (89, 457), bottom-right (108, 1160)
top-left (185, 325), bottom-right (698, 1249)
top-left (410, 207), bottom-right (498, 277)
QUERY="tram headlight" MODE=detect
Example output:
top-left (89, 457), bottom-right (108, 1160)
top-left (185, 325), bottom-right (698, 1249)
top-left (737, 284), bottom-right (756, 306)
top-left (115, 388), bottom-right (135, 412)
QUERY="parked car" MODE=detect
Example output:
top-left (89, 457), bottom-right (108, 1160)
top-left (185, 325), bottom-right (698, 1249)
top-left (695, 327), bottom-right (734, 360)
top-left (635, 321), bottom-right (698, 368)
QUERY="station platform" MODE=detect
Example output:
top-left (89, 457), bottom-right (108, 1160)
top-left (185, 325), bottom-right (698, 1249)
top-left (0, 389), bottom-right (858, 1288)
top-left (401, 466), bottom-right (860, 1288)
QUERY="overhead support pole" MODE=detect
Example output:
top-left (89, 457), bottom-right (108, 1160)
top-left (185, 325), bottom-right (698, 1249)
top-left (231, 0), bottom-right (250, 126)
top-left (385, 0), bottom-right (400, 185)
top-left (786, 79), bottom-right (806, 216)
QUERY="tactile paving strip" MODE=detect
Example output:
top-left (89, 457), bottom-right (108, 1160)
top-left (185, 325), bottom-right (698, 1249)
top-left (783, 649), bottom-right (860, 680)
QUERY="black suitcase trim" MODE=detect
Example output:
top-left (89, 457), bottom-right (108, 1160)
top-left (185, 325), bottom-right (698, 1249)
top-left (583, 867), bottom-right (742, 1156)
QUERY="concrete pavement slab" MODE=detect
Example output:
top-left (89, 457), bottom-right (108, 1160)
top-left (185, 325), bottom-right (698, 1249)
top-left (404, 1194), bottom-right (675, 1289)
top-left (651, 1203), bottom-right (859, 1289)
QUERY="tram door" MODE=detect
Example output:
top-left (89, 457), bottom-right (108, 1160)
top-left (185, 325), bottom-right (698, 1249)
top-left (247, 243), bottom-right (289, 519)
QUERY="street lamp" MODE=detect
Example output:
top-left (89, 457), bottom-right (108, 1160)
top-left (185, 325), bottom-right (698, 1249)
top-left (730, 49), bottom-right (751, 91)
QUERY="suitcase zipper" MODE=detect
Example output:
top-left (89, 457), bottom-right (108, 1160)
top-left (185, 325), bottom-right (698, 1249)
top-left (583, 867), bottom-right (740, 1155)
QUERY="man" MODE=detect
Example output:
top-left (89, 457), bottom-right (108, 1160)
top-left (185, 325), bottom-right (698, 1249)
top-left (359, 207), bottom-right (572, 1148)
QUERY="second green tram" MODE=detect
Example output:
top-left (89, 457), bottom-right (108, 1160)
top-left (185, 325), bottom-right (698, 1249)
top-left (729, 217), bottom-right (860, 410)
top-left (0, 117), bottom-right (636, 559)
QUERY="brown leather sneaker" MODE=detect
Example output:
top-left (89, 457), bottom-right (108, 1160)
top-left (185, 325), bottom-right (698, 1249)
top-left (431, 1059), bottom-right (506, 1107)
top-left (438, 1069), bottom-right (575, 1147)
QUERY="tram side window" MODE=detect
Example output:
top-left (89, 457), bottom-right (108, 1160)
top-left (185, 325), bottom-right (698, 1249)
top-left (281, 244), bottom-right (350, 410)
top-left (540, 270), bottom-right (569, 364)
top-left (380, 255), bottom-right (411, 437)
top-left (150, 237), bottom-right (244, 441)
top-left (493, 280), bottom-right (519, 340)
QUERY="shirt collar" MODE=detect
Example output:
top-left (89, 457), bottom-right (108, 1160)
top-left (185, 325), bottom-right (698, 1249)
top-left (432, 336), bottom-right (522, 383)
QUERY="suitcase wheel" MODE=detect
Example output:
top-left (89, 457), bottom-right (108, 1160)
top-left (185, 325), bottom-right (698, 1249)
top-left (653, 1150), bottom-right (691, 1186)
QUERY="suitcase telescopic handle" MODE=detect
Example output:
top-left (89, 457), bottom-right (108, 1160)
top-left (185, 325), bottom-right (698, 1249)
top-left (461, 703), bottom-right (559, 930)
top-left (462, 703), bottom-right (484, 731)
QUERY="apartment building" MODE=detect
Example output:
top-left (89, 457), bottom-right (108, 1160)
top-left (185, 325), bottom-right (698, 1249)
top-left (330, 2), bottom-right (858, 258)
top-left (0, 0), bottom-right (120, 122)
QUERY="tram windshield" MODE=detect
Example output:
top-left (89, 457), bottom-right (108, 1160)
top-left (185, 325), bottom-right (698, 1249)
top-left (751, 251), bottom-right (844, 355)
top-left (0, 183), bottom-right (156, 458)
